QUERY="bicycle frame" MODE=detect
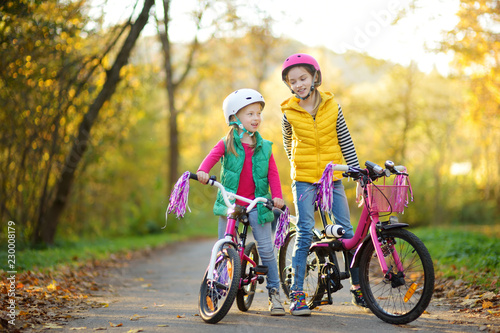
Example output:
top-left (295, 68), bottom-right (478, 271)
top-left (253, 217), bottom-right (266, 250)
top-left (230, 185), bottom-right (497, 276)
top-left (204, 179), bottom-right (269, 281)
top-left (312, 203), bottom-right (405, 277)
top-left (310, 164), bottom-right (409, 279)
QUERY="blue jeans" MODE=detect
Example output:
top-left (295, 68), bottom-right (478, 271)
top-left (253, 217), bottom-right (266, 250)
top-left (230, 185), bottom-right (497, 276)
top-left (218, 208), bottom-right (280, 291)
top-left (291, 180), bottom-right (359, 291)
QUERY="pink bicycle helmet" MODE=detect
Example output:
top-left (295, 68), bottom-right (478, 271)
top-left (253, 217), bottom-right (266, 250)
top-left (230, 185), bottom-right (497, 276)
top-left (281, 53), bottom-right (322, 99)
top-left (281, 53), bottom-right (322, 85)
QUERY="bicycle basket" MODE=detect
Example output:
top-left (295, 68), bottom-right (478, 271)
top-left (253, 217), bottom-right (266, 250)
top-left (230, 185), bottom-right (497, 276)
top-left (367, 184), bottom-right (409, 213)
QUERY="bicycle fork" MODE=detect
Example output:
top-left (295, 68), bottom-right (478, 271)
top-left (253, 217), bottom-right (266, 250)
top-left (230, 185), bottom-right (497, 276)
top-left (207, 217), bottom-right (239, 280)
top-left (369, 219), bottom-right (406, 287)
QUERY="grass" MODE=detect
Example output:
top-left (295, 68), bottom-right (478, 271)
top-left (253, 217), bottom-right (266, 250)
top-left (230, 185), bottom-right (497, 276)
top-left (1, 212), bottom-right (219, 273)
top-left (412, 226), bottom-right (500, 290)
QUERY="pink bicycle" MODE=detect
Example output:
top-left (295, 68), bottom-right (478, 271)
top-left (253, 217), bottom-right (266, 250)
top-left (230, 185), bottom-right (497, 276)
top-left (278, 160), bottom-right (434, 324)
top-left (167, 172), bottom-right (289, 324)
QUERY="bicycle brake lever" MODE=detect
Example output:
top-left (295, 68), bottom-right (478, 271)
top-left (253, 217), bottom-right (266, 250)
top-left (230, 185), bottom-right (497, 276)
top-left (265, 199), bottom-right (275, 210)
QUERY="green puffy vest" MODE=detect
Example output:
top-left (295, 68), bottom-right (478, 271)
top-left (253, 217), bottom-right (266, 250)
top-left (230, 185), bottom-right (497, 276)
top-left (213, 130), bottom-right (274, 225)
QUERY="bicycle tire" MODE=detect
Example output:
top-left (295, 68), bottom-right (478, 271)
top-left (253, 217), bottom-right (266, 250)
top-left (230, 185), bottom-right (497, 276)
top-left (236, 242), bottom-right (259, 312)
top-left (359, 228), bottom-right (434, 324)
top-left (278, 229), bottom-right (324, 309)
top-left (199, 246), bottom-right (241, 324)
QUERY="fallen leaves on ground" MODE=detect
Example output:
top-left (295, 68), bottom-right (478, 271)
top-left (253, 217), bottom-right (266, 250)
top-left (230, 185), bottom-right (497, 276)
top-left (0, 248), bottom-right (153, 332)
top-left (434, 277), bottom-right (500, 332)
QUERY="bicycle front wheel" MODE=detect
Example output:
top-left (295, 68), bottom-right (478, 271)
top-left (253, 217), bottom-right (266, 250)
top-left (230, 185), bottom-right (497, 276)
top-left (278, 229), bottom-right (324, 309)
top-left (236, 242), bottom-right (259, 312)
top-left (199, 246), bottom-right (241, 324)
top-left (359, 228), bottom-right (434, 324)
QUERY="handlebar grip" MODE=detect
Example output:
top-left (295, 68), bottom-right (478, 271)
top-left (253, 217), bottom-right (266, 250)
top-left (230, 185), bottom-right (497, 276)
top-left (189, 172), bottom-right (217, 183)
top-left (333, 165), bottom-right (349, 172)
top-left (394, 165), bottom-right (406, 172)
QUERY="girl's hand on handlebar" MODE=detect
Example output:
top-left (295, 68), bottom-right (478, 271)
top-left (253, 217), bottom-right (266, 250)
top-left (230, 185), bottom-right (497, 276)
top-left (196, 171), bottom-right (209, 184)
top-left (273, 198), bottom-right (284, 209)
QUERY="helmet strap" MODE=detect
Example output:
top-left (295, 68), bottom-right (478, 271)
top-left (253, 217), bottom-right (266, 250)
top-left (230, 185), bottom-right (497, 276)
top-left (229, 116), bottom-right (254, 138)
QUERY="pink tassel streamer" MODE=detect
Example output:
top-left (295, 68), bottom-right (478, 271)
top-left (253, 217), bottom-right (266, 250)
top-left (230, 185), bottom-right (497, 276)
top-left (314, 162), bottom-right (335, 214)
top-left (393, 168), bottom-right (413, 210)
top-left (167, 171), bottom-right (191, 219)
top-left (274, 206), bottom-right (290, 249)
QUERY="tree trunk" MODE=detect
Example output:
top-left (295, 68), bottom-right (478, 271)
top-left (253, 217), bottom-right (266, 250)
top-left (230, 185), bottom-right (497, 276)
top-left (33, 0), bottom-right (155, 246)
top-left (158, 0), bottom-right (201, 194)
top-left (159, 0), bottom-right (178, 193)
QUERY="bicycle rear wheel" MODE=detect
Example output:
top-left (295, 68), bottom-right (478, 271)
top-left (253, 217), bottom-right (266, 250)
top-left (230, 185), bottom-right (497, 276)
top-left (278, 229), bottom-right (324, 309)
top-left (199, 246), bottom-right (241, 324)
top-left (359, 228), bottom-right (434, 324)
top-left (236, 242), bottom-right (259, 312)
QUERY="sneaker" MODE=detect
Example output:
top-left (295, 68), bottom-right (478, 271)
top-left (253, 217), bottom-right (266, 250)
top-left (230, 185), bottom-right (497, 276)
top-left (289, 291), bottom-right (311, 316)
top-left (350, 288), bottom-right (368, 308)
top-left (268, 288), bottom-right (285, 316)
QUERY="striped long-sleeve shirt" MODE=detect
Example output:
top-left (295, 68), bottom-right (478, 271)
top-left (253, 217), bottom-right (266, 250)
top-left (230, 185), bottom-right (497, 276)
top-left (282, 104), bottom-right (360, 168)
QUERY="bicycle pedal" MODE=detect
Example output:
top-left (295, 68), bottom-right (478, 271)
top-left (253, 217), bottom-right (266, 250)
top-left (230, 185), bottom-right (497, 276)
top-left (255, 265), bottom-right (268, 275)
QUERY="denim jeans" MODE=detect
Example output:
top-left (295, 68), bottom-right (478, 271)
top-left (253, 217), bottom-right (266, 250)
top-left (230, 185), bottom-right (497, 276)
top-left (218, 208), bottom-right (280, 291)
top-left (291, 180), bottom-right (359, 291)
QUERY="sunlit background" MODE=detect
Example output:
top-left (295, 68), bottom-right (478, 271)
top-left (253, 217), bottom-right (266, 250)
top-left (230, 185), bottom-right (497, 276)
top-left (1, 0), bottom-right (499, 246)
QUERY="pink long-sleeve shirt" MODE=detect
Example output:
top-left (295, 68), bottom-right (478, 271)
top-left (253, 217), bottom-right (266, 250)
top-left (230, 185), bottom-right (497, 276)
top-left (198, 140), bottom-right (283, 206)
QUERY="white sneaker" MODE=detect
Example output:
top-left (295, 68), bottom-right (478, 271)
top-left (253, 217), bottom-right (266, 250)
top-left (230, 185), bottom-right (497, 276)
top-left (268, 288), bottom-right (286, 316)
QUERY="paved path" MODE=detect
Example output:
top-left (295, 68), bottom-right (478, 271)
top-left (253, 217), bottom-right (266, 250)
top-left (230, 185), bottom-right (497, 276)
top-left (62, 239), bottom-right (492, 333)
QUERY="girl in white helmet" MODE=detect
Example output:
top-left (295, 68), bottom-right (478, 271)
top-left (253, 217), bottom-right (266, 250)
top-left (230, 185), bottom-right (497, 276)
top-left (196, 88), bottom-right (286, 316)
top-left (280, 53), bottom-right (366, 315)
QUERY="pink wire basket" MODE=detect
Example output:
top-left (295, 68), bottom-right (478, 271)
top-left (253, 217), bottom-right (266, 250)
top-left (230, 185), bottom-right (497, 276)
top-left (367, 184), bottom-right (410, 213)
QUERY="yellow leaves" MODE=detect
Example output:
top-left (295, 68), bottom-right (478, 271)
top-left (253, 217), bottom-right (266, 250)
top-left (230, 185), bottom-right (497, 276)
top-left (130, 314), bottom-right (146, 321)
top-left (482, 301), bottom-right (493, 309)
top-left (38, 78), bottom-right (53, 88)
top-left (47, 280), bottom-right (58, 292)
top-left (109, 322), bottom-right (123, 327)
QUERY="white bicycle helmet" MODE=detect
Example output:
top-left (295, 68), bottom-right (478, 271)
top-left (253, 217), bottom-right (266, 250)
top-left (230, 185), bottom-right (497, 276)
top-left (222, 89), bottom-right (265, 125)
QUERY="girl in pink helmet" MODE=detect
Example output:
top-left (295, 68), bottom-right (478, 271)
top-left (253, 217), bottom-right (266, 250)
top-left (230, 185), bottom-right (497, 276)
top-left (196, 88), bottom-right (286, 316)
top-left (280, 53), bottom-right (367, 315)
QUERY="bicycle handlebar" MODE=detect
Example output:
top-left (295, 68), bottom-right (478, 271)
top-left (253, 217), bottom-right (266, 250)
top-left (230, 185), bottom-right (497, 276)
top-left (188, 172), bottom-right (283, 213)
top-left (332, 160), bottom-right (408, 181)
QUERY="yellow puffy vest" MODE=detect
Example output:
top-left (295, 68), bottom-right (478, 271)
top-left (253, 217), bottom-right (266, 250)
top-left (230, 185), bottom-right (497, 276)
top-left (281, 91), bottom-right (343, 183)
